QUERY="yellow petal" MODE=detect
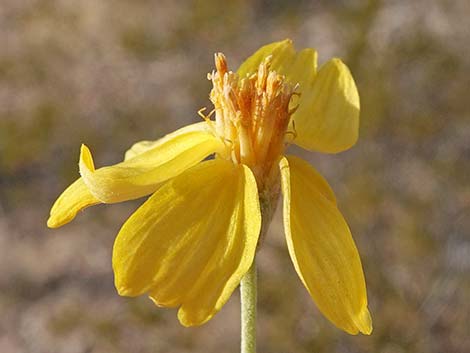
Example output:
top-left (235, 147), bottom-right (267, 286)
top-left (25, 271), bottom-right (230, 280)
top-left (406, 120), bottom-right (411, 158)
top-left (237, 39), bottom-right (295, 78)
top-left (112, 158), bottom-right (261, 326)
top-left (79, 123), bottom-right (225, 203)
top-left (292, 59), bottom-right (360, 153)
top-left (237, 40), bottom-right (358, 153)
top-left (284, 48), bottom-right (317, 91)
top-left (280, 156), bottom-right (372, 335)
top-left (47, 122), bottom-right (222, 228)
top-left (124, 122), bottom-right (212, 161)
top-left (47, 178), bottom-right (100, 228)
top-left (237, 39), bottom-right (317, 92)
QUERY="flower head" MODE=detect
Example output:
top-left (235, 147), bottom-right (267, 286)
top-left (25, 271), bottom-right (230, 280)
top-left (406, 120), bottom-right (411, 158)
top-left (208, 53), bottom-right (296, 188)
top-left (48, 39), bottom-right (372, 335)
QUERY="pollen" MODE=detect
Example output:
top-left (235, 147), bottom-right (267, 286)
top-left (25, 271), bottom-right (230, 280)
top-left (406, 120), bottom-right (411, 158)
top-left (207, 53), bottom-right (298, 189)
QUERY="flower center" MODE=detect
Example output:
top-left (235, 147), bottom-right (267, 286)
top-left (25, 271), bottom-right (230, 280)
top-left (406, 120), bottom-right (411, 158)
top-left (206, 53), bottom-right (297, 188)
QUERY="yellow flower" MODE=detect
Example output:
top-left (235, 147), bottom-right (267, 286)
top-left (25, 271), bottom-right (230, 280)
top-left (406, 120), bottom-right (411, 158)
top-left (47, 39), bottom-right (372, 335)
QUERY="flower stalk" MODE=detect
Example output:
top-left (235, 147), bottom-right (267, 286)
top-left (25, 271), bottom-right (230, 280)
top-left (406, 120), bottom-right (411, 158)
top-left (240, 185), bottom-right (280, 353)
top-left (240, 259), bottom-right (257, 353)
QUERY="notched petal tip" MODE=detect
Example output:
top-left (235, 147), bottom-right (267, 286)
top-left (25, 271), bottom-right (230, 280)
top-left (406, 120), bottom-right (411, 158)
top-left (113, 256), bottom-right (144, 297)
top-left (46, 216), bottom-right (60, 229)
top-left (278, 38), bottom-right (293, 47)
top-left (47, 214), bottom-right (69, 229)
top-left (47, 177), bottom-right (101, 229)
top-left (79, 144), bottom-right (96, 174)
top-left (354, 306), bottom-right (373, 335)
top-left (115, 285), bottom-right (136, 297)
top-left (148, 295), bottom-right (176, 309)
top-left (177, 308), bottom-right (214, 328)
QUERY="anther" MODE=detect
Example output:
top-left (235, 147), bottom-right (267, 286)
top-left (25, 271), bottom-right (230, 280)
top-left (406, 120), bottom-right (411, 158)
top-left (214, 53), bottom-right (228, 76)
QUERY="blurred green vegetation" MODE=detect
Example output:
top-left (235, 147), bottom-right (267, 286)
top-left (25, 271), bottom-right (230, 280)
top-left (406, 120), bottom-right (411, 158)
top-left (1, 0), bottom-right (469, 352)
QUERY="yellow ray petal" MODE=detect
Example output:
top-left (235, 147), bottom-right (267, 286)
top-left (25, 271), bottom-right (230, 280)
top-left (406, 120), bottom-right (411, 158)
top-left (47, 178), bottom-right (100, 228)
top-left (237, 39), bottom-right (317, 92)
top-left (284, 48), bottom-right (317, 91)
top-left (237, 40), bottom-right (358, 154)
top-left (292, 59), bottom-right (360, 153)
top-left (47, 122), bottom-right (222, 228)
top-left (280, 156), bottom-right (372, 335)
top-left (79, 123), bottom-right (225, 203)
top-left (112, 159), bottom-right (261, 326)
top-left (124, 122), bottom-right (213, 161)
top-left (237, 39), bottom-right (295, 78)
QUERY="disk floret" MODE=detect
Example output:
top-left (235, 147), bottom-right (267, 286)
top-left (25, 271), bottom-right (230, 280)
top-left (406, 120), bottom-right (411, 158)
top-left (208, 53), bottom-right (297, 188)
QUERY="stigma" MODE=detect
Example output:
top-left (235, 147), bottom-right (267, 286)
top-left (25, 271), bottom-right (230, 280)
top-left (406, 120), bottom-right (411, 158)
top-left (206, 53), bottom-right (297, 187)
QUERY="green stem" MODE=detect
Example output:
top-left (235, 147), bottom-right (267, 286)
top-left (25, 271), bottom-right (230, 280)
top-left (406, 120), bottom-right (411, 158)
top-left (240, 174), bottom-right (280, 353)
top-left (240, 259), bottom-right (257, 353)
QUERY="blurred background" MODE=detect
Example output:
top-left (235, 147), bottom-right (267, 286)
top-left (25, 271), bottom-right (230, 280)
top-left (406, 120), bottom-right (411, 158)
top-left (1, 0), bottom-right (469, 352)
